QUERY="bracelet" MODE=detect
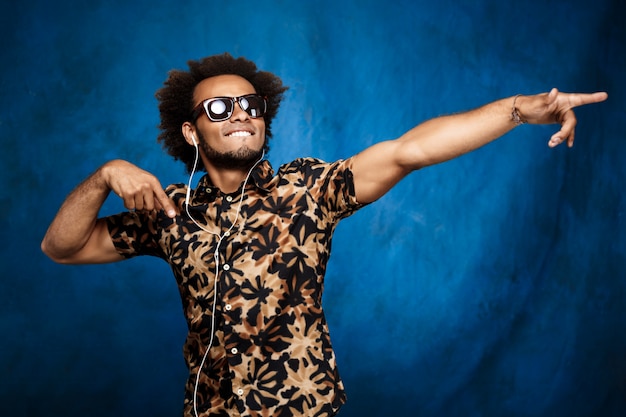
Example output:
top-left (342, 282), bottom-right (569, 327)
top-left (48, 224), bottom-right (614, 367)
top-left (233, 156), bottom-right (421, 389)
top-left (511, 94), bottom-right (527, 125)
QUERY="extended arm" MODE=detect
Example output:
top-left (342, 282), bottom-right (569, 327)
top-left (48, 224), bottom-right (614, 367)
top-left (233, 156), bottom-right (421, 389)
top-left (351, 88), bottom-right (608, 203)
top-left (41, 159), bottom-right (177, 264)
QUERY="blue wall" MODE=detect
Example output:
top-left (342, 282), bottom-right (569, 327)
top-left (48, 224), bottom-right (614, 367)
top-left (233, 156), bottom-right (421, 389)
top-left (1, 0), bottom-right (624, 416)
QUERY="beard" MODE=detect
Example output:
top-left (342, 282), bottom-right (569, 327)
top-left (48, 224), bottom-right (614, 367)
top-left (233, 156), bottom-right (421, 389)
top-left (197, 130), bottom-right (265, 170)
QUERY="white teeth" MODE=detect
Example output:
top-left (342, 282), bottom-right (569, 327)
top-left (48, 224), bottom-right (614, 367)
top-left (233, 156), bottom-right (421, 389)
top-left (227, 131), bottom-right (252, 137)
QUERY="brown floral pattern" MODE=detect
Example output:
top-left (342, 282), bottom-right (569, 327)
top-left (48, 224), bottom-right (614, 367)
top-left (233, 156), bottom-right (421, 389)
top-left (106, 157), bottom-right (364, 416)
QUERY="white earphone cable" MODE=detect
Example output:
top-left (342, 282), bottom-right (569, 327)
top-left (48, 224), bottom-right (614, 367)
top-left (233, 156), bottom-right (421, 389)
top-left (185, 137), bottom-right (264, 417)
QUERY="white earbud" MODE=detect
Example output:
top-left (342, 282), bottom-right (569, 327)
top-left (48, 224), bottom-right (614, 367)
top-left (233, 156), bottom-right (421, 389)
top-left (191, 133), bottom-right (197, 146)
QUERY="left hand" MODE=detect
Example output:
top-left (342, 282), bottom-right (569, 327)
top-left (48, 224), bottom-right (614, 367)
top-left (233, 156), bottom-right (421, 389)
top-left (517, 88), bottom-right (608, 148)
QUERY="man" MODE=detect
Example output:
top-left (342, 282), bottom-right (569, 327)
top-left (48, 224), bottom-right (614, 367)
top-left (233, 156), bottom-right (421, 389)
top-left (41, 53), bottom-right (607, 417)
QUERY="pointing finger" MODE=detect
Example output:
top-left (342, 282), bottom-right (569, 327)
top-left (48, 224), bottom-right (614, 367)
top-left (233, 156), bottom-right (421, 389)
top-left (154, 188), bottom-right (178, 218)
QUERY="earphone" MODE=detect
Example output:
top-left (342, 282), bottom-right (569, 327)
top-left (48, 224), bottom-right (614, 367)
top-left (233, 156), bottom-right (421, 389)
top-left (185, 133), bottom-right (198, 208)
top-left (185, 131), bottom-right (265, 417)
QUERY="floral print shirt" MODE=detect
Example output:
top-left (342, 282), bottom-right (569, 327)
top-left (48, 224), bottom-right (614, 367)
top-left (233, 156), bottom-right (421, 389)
top-left (106, 157), bottom-right (364, 416)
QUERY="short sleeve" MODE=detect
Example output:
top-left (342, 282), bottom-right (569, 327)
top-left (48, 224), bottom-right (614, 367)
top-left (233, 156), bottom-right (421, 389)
top-left (105, 210), bottom-right (168, 259)
top-left (279, 157), bottom-right (367, 221)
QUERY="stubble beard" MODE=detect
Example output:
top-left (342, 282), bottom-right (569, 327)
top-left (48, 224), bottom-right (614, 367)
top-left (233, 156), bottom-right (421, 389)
top-left (197, 130), bottom-right (265, 170)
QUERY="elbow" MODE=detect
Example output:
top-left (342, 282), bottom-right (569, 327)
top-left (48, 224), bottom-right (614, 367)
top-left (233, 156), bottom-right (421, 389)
top-left (40, 237), bottom-right (53, 260)
top-left (40, 238), bottom-right (60, 263)
top-left (40, 237), bottom-right (73, 264)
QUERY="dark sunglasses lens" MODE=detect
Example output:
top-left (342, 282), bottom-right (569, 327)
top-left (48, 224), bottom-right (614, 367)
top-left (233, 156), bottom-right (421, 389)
top-left (240, 95), bottom-right (266, 118)
top-left (208, 98), bottom-right (233, 121)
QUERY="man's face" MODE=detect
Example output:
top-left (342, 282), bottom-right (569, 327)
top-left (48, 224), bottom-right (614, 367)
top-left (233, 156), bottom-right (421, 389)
top-left (192, 74), bottom-right (266, 169)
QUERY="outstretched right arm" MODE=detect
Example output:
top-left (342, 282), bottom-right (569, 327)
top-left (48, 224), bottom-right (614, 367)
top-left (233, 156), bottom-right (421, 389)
top-left (41, 159), bottom-right (177, 264)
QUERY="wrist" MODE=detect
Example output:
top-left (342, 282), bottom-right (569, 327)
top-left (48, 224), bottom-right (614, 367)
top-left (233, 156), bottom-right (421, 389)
top-left (510, 94), bottom-right (527, 125)
top-left (98, 160), bottom-right (123, 191)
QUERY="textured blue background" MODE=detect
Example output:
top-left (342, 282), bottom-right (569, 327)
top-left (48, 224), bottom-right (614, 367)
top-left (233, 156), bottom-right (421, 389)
top-left (1, 0), bottom-right (624, 416)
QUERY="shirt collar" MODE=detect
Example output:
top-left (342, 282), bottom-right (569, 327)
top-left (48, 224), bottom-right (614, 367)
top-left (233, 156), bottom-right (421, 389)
top-left (190, 160), bottom-right (275, 204)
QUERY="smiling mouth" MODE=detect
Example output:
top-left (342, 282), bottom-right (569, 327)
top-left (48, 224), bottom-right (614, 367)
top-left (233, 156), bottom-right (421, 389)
top-left (226, 131), bottom-right (253, 137)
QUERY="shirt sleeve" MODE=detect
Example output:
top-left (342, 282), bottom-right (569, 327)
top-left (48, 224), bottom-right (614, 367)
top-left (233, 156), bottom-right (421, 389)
top-left (105, 210), bottom-right (169, 259)
top-left (288, 157), bottom-right (367, 221)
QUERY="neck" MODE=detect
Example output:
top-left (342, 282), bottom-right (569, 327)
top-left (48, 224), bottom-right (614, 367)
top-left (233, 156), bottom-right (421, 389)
top-left (205, 165), bottom-right (251, 194)
top-left (200, 153), bottom-right (264, 194)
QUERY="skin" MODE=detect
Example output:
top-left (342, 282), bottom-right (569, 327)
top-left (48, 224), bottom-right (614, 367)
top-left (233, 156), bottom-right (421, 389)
top-left (351, 88), bottom-right (608, 202)
top-left (41, 76), bottom-right (608, 265)
top-left (181, 75), bottom-right (267, 193)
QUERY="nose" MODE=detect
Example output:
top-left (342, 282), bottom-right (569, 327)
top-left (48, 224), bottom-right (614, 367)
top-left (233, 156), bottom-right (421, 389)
top-left (230, 100), bottom-right (250, 122)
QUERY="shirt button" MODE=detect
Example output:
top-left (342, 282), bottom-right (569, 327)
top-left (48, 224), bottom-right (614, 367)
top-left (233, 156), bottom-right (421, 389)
top-left (226, 195), bottom-right (233, 202)
top-left (237, 388), bottom-right (244, 396)
top-left (225, 304), bottom-right (232, 311)
top-left (231, 347), bottom-right (238, 355)
top-left (223, 264), bottom-right (230, 271)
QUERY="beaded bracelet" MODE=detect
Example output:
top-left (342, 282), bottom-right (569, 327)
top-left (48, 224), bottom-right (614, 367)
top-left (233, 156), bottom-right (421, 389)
top-left (511, 94), bottom-right (527, 125)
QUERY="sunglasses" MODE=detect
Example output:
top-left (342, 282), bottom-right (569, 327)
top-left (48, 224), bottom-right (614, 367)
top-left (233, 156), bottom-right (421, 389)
top-left (191, 94), bottom-right (267, 122)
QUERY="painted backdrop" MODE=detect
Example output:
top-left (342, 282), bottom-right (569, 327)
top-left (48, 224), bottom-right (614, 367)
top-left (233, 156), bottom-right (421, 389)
top-left (1, 0), bottom-right (624, 416)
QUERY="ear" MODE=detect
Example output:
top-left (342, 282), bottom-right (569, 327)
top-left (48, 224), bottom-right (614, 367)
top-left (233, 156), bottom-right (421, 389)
top-left (181, 122), bottom-right (197, 146)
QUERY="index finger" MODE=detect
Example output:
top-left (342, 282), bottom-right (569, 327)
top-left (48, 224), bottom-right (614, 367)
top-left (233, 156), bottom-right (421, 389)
top-left (153, 187), bottom-right (178, 218)
top-left (567, 91), bottom-right (608, 109)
